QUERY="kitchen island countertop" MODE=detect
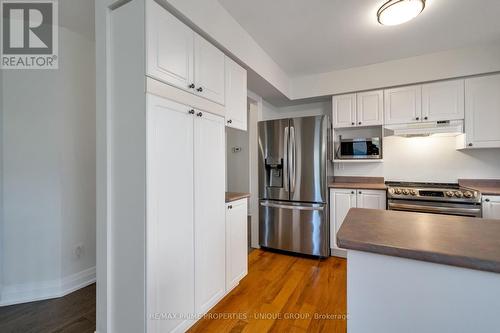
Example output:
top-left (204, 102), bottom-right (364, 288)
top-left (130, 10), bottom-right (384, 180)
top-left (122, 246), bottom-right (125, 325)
top-left (337, 208), bottom-right (500, 273)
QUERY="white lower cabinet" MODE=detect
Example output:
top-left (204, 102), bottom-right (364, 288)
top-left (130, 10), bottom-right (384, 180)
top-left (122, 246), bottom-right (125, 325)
top-left (225, 198), bottom-right (248, 291)
top-left (146, 94), bottom-right (225, 333)
top-left (330, 188), bottom-right (386, 257)
top-left (483, 196), bottom-right (500, 220)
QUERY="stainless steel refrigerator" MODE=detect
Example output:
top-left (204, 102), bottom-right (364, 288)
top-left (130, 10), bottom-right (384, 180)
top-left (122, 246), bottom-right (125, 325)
top-left (258, 115), bottom-right (329, 257)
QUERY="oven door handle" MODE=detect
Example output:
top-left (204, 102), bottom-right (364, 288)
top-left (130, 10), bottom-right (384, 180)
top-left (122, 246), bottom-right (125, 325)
top-left (388, 202), bottom-right (481, 216)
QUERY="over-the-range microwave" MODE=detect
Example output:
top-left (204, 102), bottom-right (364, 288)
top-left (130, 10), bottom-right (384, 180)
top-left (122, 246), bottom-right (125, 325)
top-left (336, 137), bottom-right (382, 159)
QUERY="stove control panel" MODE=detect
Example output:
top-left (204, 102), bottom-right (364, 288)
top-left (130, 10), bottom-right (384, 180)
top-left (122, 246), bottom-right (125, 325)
top-left (388, 187), bottom-right (480, 203)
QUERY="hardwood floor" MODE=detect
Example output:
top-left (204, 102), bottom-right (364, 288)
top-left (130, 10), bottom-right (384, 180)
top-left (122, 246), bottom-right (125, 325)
top-left (189, 249), bottom-right (347, 333)
top-left (0, 284), bottom-right (95, 333)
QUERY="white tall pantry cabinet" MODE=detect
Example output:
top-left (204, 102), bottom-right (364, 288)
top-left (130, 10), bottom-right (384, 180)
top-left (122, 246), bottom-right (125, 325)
top-left (108, 1), bottom-right (246, 332)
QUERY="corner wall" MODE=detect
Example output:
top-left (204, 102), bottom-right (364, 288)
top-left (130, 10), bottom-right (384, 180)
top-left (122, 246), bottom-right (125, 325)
top-left (0, 0), bottom-right (96, 306)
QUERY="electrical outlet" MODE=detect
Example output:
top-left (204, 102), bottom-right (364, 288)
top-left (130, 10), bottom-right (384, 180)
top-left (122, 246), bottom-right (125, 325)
top-left (75, 244), bottom-right (84, 259)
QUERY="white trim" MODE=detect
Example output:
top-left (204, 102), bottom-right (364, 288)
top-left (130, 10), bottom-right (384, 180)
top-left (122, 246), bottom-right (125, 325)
top-left (0, 267), bottom-right (96, 307)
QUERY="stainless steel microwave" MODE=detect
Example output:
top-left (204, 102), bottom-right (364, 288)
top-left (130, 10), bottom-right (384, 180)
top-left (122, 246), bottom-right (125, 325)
top-left (336, 137), bottom-right (381, 159)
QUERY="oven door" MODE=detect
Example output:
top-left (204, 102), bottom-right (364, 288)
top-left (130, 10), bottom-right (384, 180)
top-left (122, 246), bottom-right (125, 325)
top-left (388, 199), bottom-right (482, 218)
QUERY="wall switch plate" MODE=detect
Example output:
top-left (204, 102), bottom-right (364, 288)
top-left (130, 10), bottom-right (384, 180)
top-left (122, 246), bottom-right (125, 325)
top-left (232, 146), bottom-right (242, 153)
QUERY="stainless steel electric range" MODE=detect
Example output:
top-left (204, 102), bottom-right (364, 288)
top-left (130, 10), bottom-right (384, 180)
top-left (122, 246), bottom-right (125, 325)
top-left (386, 182), bottom-right (482, 218)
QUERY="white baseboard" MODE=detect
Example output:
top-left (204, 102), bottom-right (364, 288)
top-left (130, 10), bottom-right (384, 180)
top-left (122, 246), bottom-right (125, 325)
top-left (0, 266), bottom-right (96, 307)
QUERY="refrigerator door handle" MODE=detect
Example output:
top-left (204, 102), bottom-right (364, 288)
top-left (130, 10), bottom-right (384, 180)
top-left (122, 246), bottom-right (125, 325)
top-left (290, 126), bottom-right (296, 193)
top-left (283, 126), bottom-right (289, 192)
top-left (260, 201), bottom-right (324, 211)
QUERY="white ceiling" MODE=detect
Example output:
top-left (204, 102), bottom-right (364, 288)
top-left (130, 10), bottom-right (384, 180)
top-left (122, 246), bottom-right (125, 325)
top-left (218, 0), bottom-right (500, 76)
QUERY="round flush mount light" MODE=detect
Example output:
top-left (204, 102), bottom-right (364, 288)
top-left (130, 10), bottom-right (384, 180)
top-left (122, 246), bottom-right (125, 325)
top-left (377, 0), bottom-right (426, 26)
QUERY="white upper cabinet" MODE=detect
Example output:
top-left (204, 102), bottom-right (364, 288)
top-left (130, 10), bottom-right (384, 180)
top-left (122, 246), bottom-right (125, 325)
top-left (225, 57), bottom-right (247, 131)
top-left (225, 198), bottom-right (248, 291)
top-left (332, 94), bottom-right (356, 128)
top-left (356, 190), bottom-right (386, 210)
top-left (194, 111), bottom-right (226, 315)
top-left (483, 196), bottom-right (500, 220)
top-left (384, 85), bottom-right (422, 125)
top-left (146, 1), bottom-right (225, 106)
top-left (146, 0), bottom-right (194, 91)
top-left (194, 34), bottom-right (226, 105)
top-left (357, 90), bottom-right (384, 126)
top-left (464, 74), bottom-right (500, 148)
top-left (422, 79), bottom-right (465, 121)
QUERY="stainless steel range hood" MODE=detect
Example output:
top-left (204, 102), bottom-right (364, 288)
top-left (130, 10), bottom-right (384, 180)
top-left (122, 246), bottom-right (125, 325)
top-left (384, 120), bottom-right (464, 138)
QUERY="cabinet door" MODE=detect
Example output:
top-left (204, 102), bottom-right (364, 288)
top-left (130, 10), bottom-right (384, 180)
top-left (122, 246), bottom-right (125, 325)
top-left (225, 57), bottom-right (247, 131)
top-left (357, 90), bottom-right (384, 126)
top-left (194, 34), bottom-right (226, 105)
top-left (332, 94), bottom-right (356, 128)
top-left (357, 190), bottom-right (386, 210)
top-left (464, 74), bottom-right (500, 148)
top-left (329, 189), bottom-right (357, 251)
top-left (194, 111), bottom-right (226, 315)
top-left (384, 85), bottom-right (422, 125)
top-left (483, 196), bottom-right (500, 220)
top-left (146, 0), bottom-right (194, 91)
top-left (422, 79), bottom-right (464, 121)
top-left (146, 95), bottom-right (194, 333)
top-left (226, 199), bottom-right (248, 291)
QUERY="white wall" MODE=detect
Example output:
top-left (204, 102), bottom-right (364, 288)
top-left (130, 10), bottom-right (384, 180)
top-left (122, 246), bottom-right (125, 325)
top-left (226, 126), bottom-right (250, 193)
top-left (334, 136), bottom-right (500, 183)
top-left (291, 43), bottom-right (500, 99)
top-left (0, 0), bottom-right (96, 305)
top-left (262, 100), bottom-right (331, 121)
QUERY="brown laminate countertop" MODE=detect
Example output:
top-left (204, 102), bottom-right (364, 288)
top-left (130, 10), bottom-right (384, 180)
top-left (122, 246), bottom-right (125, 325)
top-left (225, 192), bottom-right (250, 203)
top-left (459, 179), bottom-right (500, 196)
top-left (337, 208), bottom-right (500, 273)
top-left (328, 176), bottom-right (387, 190)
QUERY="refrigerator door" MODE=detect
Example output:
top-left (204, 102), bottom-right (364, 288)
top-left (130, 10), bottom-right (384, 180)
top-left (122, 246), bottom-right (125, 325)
top-left (289, 116), bottom-right (328, 203)
top-left (258, 119), bottom-right (290, 201)
top-left (259, 200), bottom-right (329, 257)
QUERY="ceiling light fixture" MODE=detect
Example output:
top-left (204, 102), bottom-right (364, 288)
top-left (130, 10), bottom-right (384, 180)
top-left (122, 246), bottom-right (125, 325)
top-left (377, 0), bottom-right (426, 26)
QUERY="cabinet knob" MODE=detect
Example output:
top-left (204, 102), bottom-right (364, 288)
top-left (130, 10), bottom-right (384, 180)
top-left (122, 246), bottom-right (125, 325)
top-left (351, 122), bottom-right (355, 126)
top-left (359, 191), bottom-right (362, 194)
top-left (188, 83), bottom-right (195, 89)
top-left (196, 112), bottom-right (203, 117)
top-left (228, 205), bottom-right (233, 209)
top-left (468, 143), bottom-right (473, 147)
top-left (196, 87), bottom-right (203, 92)
top-left (188, 109), bottom-right (195, 114)
top-left (358, 122), bottom-right (362, 125)
top-left (416, 117), bottom-right (420, 121)
top-left (351, 191), bottom-right (355, 194)
top-left (227, 119), bottom-right (233, 124)
top-left (424, 116), bottom-right (428, 120)
top-left (485, 198), bottom-right (490, 202)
